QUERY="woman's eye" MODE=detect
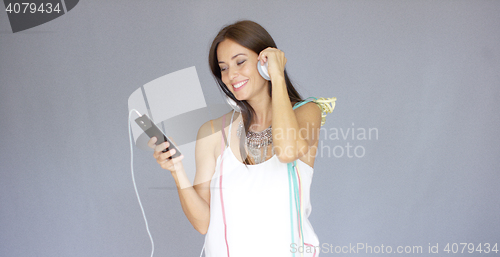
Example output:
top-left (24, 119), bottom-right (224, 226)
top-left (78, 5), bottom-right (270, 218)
top-left (220, 67), bottom-right (227, 72)
top-left (237, 60), bottom-right (246, 65)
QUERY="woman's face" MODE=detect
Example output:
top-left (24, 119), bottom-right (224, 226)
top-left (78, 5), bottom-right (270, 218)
top-left (217, 39), bottom-right (268, 101)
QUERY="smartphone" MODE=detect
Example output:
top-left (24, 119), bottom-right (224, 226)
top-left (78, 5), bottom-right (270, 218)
top-left (135, 114), bottom-right (182, 159)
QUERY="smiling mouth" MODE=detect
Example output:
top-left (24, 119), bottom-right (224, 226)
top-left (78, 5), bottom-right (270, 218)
top-left (233, 80), bottom-right (248, 89)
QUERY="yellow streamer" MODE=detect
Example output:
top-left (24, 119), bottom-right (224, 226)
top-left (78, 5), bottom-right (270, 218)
top-left (312, 97), bottom-right (337, 126)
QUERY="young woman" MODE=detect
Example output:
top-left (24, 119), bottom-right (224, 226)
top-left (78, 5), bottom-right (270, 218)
top-left (149, 20), bottom-right (333, 257)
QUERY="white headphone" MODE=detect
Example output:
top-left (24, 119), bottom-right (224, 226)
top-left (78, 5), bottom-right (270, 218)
top-left (225, 95), bottom-right (241, 112)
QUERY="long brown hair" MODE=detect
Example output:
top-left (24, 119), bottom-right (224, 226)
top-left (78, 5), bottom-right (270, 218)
top-left (208, 20), bottom-right (303, 166)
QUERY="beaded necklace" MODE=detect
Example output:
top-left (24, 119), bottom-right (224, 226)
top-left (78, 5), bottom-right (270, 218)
top-left (236, 119), bottom-right (274, 164)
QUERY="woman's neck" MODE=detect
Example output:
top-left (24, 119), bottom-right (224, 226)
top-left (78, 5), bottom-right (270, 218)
top-left (246, 95), bottom-right (273, 131)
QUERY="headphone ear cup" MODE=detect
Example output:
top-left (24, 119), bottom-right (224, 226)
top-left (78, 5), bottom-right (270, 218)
top-left (258, 61), bottom-right (270, 80)
top-left (225, 95), bottom-right (241, 112)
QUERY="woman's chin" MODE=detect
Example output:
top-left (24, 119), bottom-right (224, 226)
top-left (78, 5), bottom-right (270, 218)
top-left (233, 93), bottom-right (246, 102)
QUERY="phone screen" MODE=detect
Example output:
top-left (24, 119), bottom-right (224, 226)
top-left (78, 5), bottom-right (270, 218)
top-left (135, 114), bottom-right (182, 159)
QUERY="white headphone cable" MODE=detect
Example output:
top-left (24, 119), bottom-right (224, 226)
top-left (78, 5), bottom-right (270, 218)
top-left (129, 109), bottom-right (155, 257)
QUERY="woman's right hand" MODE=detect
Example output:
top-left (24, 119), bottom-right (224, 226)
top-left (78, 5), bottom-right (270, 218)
top-left (147, 137), bottom-right (185, 173)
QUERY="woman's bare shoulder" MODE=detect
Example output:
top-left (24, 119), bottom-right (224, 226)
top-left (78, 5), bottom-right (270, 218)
top-left (197, 110), bottom-right (234, 140)
top-left (212, 110), bottom-right (236, 129)
top-left (215, 110), bottom-right (235, 121)
top-left (294, 102), bottom-right (322, 121)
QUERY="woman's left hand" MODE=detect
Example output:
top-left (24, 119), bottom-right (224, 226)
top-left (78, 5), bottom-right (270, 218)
top-left (258, 47), bottom-right (287, 80)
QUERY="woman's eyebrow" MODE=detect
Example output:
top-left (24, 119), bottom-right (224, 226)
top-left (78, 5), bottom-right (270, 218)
top-left (218, 53), bottom-right (247, 64)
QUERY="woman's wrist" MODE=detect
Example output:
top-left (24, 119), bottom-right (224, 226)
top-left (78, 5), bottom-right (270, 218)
top-left (169, 165), bottom-right (192, 189)
top-left (270, 73), bottom-right (285, 84)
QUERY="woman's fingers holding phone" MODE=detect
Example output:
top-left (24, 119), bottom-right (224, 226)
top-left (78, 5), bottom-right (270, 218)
top-left (159, 147), bottom-right (177, 161)
top-left (147, 136), bottom-right (158, 149)
top-left (160, 153), bottom-right (185, 172)
top-left (156, 145), bottom-right (184, 172)
top-left (149, 137), bottom-right (184, 172)
top-left (151, 141), bottom-right (183, 171)
top-left (152, 141), bottom-right (169, 159)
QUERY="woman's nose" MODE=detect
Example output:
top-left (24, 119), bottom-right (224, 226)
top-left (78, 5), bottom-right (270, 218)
top-left (229, 67), bottom-right (239, 80)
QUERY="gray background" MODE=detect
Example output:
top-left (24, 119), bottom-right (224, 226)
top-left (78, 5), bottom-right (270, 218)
top-left (1, 0), bottom-right (499, 256)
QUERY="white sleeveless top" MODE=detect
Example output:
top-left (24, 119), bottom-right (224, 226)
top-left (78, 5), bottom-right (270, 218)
top-left (202, 110), bottom-right (320, 257)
